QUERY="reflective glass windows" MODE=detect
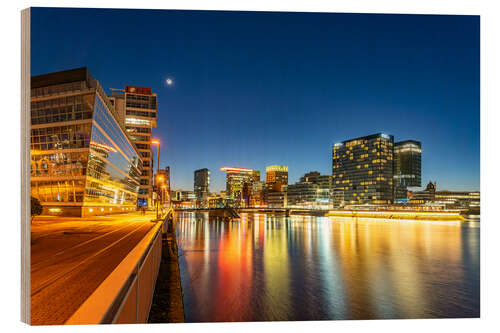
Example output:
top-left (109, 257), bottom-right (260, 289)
top-left (31, 92), bottom-right (94, 125)
top-left (84, 95), bottom-right (143, 206)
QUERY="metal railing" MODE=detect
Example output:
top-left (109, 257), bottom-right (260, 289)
top-left (65, 220), bottom-right (164, 324)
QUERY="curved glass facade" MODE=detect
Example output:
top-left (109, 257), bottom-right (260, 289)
top-left (85, 96), bottom-right (142, 207)
top-left (30, 68), bottom-right (143, 216)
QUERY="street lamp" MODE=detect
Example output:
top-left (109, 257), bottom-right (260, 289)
top-left (152, 139), bottom-right (160, 219)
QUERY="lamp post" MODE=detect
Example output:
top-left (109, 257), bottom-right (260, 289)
top-left (152, 139), bottom-right (160, 219)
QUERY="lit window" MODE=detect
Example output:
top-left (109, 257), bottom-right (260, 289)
top-left (125, 118), bottom-right (152, 126)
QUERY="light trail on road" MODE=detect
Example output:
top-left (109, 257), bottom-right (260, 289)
top-left (31, 222), bottom-right (151, 296)
top-left (30, 213), bottom-right (158, 325)
top-left (31, 217), bottom-right (150, 273)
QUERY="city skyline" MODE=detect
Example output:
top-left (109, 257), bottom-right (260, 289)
top-left (31, 8), bottom-right (480, 192)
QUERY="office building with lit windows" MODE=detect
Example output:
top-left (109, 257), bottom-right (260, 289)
top-left (265, 165), bottom-right (288, 205)
top-left (267, 189), bottom-right (287, 207)
top-left (266, 165), bottom-right (288, 190)
top-left (30, 68), bottom-right (143, 217)
top-left (332, 133), bottom-right (394, 205)
top-left (287, 172), bottom-right (331, 207)
top-left (393, 140), bottom-right (422, 199)
top-left (221, 167), bottom-right (254, 206)
top-left (110, 85), bottom-right (158, 207)
top-left (194, 168), bottom-right (210, 206)
top-left (287, 182), bottom-right (317, 206)
top-left (252, 170), bottom-right (261, 182)
top-left (250, 181), bottom-right (265, 207)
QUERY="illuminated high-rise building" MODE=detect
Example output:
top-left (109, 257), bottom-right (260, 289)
top-left (252, 170), bottom-right (261, 182)
top-left (30, 68), bottom-right (142, 216)
top-left (266, 165), bottom-right (288, 190)
top-left (265, 165), bottom-right (288, 206)
top-left (110, 85), bottom-right (158, 207)
top-left (332, 133), bottom-right (394, 205)
top-left (220, 167), bottom-right (254, 206)
top-left (394, 140), bottom-right (422, 199)
top-left (250, 181), bottom-right (265, 207)
top-left (194, 168), bottom-right (210, 206)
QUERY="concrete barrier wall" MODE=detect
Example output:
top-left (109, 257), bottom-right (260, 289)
top-left (65, 220), bottom-right (163, 325)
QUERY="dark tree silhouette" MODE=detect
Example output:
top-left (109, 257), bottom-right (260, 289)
top-left (31, 196), bottom-right (43, 222)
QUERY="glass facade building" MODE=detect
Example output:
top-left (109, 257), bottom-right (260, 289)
top-left (110, 86), bottom-right (158, 207)
top-left (194, 168), bottom-right (210, 206)
top-left (394, 140), bottom-right (422, 199)
top-left (31, 68), bottom-right (142, 216)
top-left (332, 133), bottom-right (394, 205)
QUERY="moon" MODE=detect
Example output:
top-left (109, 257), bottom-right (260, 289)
top-left (166, 78), bottom-right (173, 86)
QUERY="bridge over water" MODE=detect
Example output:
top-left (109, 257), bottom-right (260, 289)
top-left (174, 207), bottom-right (329, 219)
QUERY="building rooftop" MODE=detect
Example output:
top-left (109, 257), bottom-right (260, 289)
top-left (31, 67), bottom-right (90, 89)
top-left (334, 133), bottom-right (394, 146)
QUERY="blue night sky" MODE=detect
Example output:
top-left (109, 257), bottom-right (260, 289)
top-left (31, 8), bottom-right (480, 192)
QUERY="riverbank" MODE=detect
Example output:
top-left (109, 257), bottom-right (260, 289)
top-left (148, 219), bottom-right (185, 323)
top-left (326, 209), bottom-right (465, 221)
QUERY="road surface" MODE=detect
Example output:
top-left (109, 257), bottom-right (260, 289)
top-left (30, 212), bottom-right (158, 325)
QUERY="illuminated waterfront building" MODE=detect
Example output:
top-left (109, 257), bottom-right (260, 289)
top-left (265, 165), bottom-right (288, 205)
top-left (30, 68), bottom-right (142, 216)
top-left (171, 190), bottom-right (196, 201)
top-left (194, 168), bottom-right (210, 206)
top-left (394, 140), bottom-right (422, 199)
top-left (434, 190), bottom-right (480, 208)
top-left (267, 189), bottom-right (287, 207)
top-left (110, 85), bottom-right (158, 207)
top-left (287, 182), bottom-right (317, 206)
top-left (250, 181), bottom-right (265, 207)
top-left (300, 171), bottom-right (320, 182)
top-left (220, 167), bottom-right (254, 206)
top-left (411, 181), bottom-right (436, 202)
top-left (252, 170), bottom-right (261, 182)
top-left (170, 190), bottom-right (196, 208)
top-left (411, 181), bottom-right (479, 209)
top-left (332, 133), bottom-right (394, 205)
top-left (207, 194), bottom-right (226, 208)
top-left (287, 172), bottom-right (331, 207)
top-left (266, 165), bottom-right (288, 191)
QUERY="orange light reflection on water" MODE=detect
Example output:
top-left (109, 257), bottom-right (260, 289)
top-left (176, 213), bottom-right (479, 322)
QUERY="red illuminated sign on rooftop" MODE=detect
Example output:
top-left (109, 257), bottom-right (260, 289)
top-left (125, 86), bottom-right (152, 95)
